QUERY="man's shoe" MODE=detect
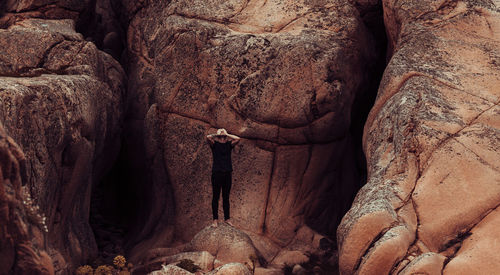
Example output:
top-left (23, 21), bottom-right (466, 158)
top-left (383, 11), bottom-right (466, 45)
top-left (225, 219), bottom-right (234, 227)
top-left (212, 219), bottom-right (219, 227)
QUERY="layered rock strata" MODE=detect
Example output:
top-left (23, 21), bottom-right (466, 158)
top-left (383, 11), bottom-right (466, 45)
top-left (125, 0), bottom-right (378, 258)
top-left (338, 1), bottom-right (500, 274)
top-left (0, 18), bottom-right (125, 272)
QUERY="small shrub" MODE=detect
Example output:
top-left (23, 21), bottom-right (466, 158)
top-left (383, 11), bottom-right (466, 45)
top-left (176, 259), bottom-right (201, 273)
top-left (76, 265), bottom-right (93, 275)
top-left (113, 255), bottom-right (126, 269)
top-left (75, 254), bottom-right (133, 274)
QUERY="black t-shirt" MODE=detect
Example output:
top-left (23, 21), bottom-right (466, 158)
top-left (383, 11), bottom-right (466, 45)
top-left (211, 141), bottom-right (233, 172)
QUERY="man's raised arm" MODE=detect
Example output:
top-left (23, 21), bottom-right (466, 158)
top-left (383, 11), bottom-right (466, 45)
top-left (227, 133), bottom-right (240, 146)
top-left (206, 134), bottom-right (215, 145)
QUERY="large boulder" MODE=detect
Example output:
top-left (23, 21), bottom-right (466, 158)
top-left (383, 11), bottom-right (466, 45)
top-left (338, 1), bottom-right (500, 274)
top-left (150, 264), bottom-right (194, 275)
top-left (133, 250), bottom-right (215, 274)
top-left (207, 262), bottom-right (252, 275)
top-left (125, 0), bottom-right (378, 255)
top-left (190, 223), bottom-right (260, 268)
top-left (0, 18), bottom-right (125, 272)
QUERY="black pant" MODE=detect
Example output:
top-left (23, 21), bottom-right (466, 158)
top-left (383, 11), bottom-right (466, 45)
top-left (211, 171), bottom-right (232, 220)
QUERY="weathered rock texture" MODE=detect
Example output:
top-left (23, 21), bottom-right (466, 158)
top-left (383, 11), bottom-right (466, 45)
top-left (0, 17), bottom-right (125, 272)
top-left (338, 1), bottom-right (500, 274)
top-left (208, 262), bottom-right (252, 275)
top-left (0, 0), bottom-right (92, 28)
top-left (0, 123), bottom-right (54, 275)
top-left (135, 224), bottom-right (260, 274)
top-left (125, 0), bottom-right (377, 258)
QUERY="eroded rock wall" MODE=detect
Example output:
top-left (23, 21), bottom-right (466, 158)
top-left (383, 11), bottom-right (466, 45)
top-left (0, 15), bottom-right (125, 273)
top-left (0, 123), bottom-right (54, 275)
top-left (124, 0), bottom-right (378, 257)
top-left (338, 1), bottom-right (500, 274)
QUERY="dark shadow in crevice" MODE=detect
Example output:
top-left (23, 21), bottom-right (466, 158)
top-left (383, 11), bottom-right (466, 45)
top-left (0, 1), bottom-right (6, 18)
top-left (89, 142), bottom-right (143, 263)
top-left (89, 119), bottom-right (175, 264)
top-left (349, 0), bottom-right (388, 191)
top-left (75, 0), bottom-right (127, 63)
top-left (305, 1), bottom-right (388, 244)
top-left (81, 0), bottom-right (166, 264)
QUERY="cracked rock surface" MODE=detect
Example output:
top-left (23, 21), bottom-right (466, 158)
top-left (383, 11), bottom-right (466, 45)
top-left (0, 18), bottom-right (125, 272)
top-left (337, 0), bottom-right (500, 274)
top-left (124, 0), bottom-right (377, 260)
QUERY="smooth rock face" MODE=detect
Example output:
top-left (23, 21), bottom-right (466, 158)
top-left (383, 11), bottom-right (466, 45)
top-left (125, 0), bottom-right (377, 252)
top-left (166, 251), bottom-right (215, 272)
top-left (207, 262), bottom-right (252, 275)
top-left (149, 264), bottom-right (193, 275)
top-left (0, 18), bottom-right (125, 272)
top-left (271, 250), bottom-right (309, 268)
top-left (338, 1), bottom-right (500, 274)
top-left (0, 123), bottom-right (54, 275)
top-left (189, 223), bottom-right (260, 269)
top-left (254, 267), bottom-right (283, 275)
top-left (136, 250), bottom-right (215, 274)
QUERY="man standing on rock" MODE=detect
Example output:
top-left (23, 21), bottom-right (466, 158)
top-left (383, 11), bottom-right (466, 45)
top-left (206, 128), bottom-right (240, 227)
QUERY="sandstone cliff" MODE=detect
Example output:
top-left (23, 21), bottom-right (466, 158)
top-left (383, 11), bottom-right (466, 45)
top-left (0, 123), bottom-right (54, 274)
top-left (338, 1), bottom-right (500, 274)
top-left (123, 0), bottom-right (378, 260)
top-left (0, 0), bottom-right (499, 274)
top-left (0, 6), bottom-right (125, 271)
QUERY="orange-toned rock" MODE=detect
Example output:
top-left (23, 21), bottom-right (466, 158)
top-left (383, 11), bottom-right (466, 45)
top-left (356, 225), bottom-right (414, 274)
top-left (134, 224), bottom-right (261, 273)
top-left (270, 250), bottom-right (309, 268)
top-left (0, 0), bottom-right (91, 28)
top-left (189, 223), bottom-right (260, 269)
top-left (443, 207), bottom-right (500, 274)
top-left (207, 262), bottom-right (252, 275)
top-left (0, 123), bottom-right (54, 275)
top-left (150, 264), bottom-right (193, 275)
top-left (167, 251), bottom-right (215, 272)
top-left (338, 0), bottom-right (500, 274)
top-left (0, 18), bottom-right (125, 272)
top-left (399, 253), bottom-right (446, 275)
top-left (134, 251), bottom-right (215, 274)
top-left (124, 0), bottom-right (377, 256)
top-left (254, 267), bottom-right (283, 275)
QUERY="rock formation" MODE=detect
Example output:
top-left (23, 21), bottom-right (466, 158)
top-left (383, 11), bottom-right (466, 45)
top-left (338, 1), bottom-right (500, 274)
top-left (1, 0), bottom-right (498, 273)
top-left (124, 0), bottom-right (377, 259)
top-left (0, 14), bottom-right (125, 273)
top-left (0, 0), bottom-right (94, 29)
top-left (136, 221), bottom-right (340, 273)
top-left (0, 123), bottom-right (54, 274)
